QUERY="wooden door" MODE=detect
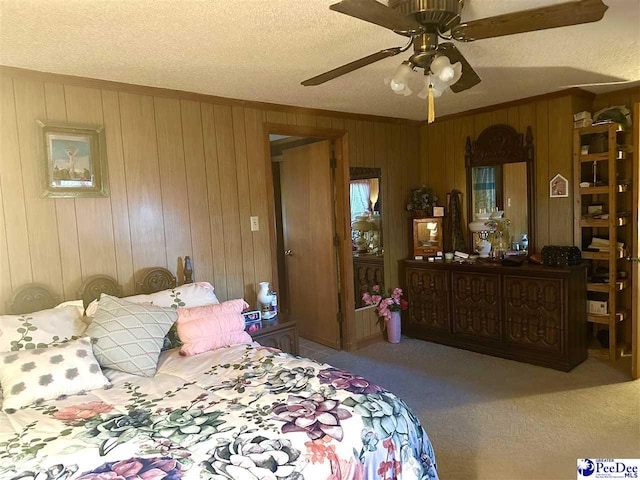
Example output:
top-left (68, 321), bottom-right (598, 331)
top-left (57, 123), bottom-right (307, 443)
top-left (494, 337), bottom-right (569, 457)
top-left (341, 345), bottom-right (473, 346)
top-left (280, 140), bottom-right (340, 348)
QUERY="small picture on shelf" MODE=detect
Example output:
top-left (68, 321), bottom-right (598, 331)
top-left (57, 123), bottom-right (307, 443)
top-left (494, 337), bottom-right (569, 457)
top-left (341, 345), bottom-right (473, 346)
top-left (549, 173), bottom-right (569, 198)
top-left (242, 310), bottom-right (261, 324)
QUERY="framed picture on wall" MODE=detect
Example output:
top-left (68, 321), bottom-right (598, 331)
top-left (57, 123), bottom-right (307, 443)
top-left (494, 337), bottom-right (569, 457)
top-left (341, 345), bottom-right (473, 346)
top-left (549, 173), bottom-right (569, 198)
top-left (37, 120), bottom-right (109, 198)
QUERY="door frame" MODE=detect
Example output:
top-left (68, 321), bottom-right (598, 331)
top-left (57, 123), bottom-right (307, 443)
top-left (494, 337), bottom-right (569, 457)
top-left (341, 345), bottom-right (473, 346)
top-left (263, 123), bottom-right (356, 351)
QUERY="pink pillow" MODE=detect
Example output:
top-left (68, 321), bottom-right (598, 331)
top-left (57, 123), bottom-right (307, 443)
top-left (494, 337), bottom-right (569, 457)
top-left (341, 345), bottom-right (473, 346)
top-left (176, 299), bottom-right (252, 356)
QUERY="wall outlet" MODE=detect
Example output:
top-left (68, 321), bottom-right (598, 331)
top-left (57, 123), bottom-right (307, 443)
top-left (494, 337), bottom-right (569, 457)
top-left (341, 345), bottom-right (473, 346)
top-left (250, 216), bottom-right (259, 231)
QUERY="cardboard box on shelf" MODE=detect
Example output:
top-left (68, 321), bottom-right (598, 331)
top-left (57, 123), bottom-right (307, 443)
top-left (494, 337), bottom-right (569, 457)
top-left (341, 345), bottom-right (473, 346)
top-left (588, 300), bottom-right (608, 315)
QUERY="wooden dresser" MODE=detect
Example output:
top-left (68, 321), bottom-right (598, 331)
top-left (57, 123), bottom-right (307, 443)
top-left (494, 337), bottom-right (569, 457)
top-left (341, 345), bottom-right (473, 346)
top-left (400, 260), bottom-right (588, 371)
top-left (353, 254), bottom-right (385, 308)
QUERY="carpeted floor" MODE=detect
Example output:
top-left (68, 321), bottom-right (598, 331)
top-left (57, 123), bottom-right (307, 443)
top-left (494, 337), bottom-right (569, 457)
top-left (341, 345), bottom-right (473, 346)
top-left (301, 336), bottom-right (640, 480)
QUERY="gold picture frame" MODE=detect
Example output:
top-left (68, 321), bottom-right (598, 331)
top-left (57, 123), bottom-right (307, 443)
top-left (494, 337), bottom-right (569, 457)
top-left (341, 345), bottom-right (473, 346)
top-left (37, 120), bottom-right (109, 198)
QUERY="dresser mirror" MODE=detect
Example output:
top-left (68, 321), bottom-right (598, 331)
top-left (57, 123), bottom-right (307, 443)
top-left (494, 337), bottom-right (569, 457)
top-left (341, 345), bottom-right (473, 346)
top-left (350, 167), bottom-right (384, 308)
top-left (465, 124), bottom-right (535, 254)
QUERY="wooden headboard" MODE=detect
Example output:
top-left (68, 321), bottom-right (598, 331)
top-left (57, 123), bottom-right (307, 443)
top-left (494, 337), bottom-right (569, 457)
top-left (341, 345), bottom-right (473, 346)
top-left (6, 262), bottom-right (193, 315)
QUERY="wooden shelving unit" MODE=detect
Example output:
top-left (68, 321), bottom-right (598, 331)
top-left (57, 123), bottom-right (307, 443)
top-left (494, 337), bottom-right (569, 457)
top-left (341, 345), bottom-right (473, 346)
top-left (573, 122), bottom-right (632, 360)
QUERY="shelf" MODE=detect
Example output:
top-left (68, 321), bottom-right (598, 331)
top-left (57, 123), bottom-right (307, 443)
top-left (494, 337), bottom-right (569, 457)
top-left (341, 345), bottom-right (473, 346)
top-left (586, 279), bottom-right (629, 293)
top-left (575, 123), bottom-right (624, 135)
top-left (579, 150), bottom-right (626, 162)
top-left (581, 250), bottom-right (625, 260)
top-left (580, 216), bottom-right (628, 227)
top-left (587, 310), bottom-right (627, 324)
top-left (579, 184), bottom-right (630, 195)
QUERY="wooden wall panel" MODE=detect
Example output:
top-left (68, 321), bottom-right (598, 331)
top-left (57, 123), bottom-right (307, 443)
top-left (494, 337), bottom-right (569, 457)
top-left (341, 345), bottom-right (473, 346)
top-left (0, 76), bottom-right (32, 292)
top-left (118, 92), bottom-right (167, 276)
top-left (0, 69), bottom-right (422, 349)
top-left (0, 176), bottom-right (11, 303)
top-left (213, 105), bottom-right (244, 300)
top-left (181, 100), bottom-right (214, 286)
top-left (535, 100), bottom-right (550, 248)
top-left (547, 96), bottom-right (574, 245)
top-left (13, 78), bottom-right (63, 295)
top-left (65, 85), bottom-right (117, 279)
top-left (200, 103), bottom-right (228, 299)
top-left (153, 97), bottom-right (192, 280)
top-left (101, 91), bottom-right (135, 294)
top-left (43, 83), bottom-right (82, 300)
top-left (244, 108), bottom-right (272, 289)
top-left (231, 106), bottom-right (256, 301)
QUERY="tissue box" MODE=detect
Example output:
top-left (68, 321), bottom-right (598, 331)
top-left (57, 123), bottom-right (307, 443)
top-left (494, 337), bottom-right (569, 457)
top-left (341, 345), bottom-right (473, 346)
top-left (587, 300), bottom-right (608, 315)
top-left (574, 111), bottom-right (592, 121)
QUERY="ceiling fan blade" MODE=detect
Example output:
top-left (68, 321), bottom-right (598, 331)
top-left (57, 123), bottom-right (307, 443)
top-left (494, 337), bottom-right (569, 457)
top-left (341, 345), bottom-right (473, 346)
top-left (451, 0), bottom-right (608, 41)
top-left (330, 0), bottom-right (423, 34)
top-left (301, 47), bottom-right (403, 86)
top-left (437, 43), bottom-right (481, 93)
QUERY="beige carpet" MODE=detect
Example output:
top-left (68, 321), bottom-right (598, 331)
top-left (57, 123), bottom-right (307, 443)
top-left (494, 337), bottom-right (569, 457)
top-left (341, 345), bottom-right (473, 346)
top-left (312, 337), bottom-right (640, 480)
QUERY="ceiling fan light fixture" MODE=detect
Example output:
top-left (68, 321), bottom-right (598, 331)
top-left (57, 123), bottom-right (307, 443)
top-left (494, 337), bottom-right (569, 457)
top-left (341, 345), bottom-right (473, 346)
top-left (389, 62), bottom-right (414, 92)
top-left (430, 55), bottom-right (461, 83)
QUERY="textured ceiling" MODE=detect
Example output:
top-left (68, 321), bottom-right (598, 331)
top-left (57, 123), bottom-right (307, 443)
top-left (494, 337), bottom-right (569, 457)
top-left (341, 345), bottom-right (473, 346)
top-left (0, 0), bottom-right (639, 121)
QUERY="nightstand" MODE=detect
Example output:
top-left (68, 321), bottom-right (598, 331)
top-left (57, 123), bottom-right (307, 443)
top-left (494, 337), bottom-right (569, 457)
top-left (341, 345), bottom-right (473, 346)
top-left (246, 314), bottom-right (298, 355)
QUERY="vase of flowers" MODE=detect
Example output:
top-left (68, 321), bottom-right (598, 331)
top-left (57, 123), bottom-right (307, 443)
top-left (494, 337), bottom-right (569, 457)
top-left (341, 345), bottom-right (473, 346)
top-left (362, 285), bottom-right (408, 343)
top-left (406, 186), bottom-right (438, 217)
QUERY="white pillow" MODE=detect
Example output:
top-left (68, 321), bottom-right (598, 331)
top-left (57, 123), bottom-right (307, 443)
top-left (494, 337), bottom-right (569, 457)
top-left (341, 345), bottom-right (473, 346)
top-left (0, 337), bottom-right (110, 412)
top-left (85, 282), bottom-right (219, 317)
top-left (0, 306), bottom-right (86, 353)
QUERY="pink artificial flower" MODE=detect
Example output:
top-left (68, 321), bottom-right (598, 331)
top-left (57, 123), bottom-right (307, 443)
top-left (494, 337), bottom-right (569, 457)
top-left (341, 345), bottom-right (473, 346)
top-left (372, 285), bottom-right (380, 293)
top-left (393, 288), bottom-right (402, 296)
top-left (371, 295), bottom-right (382, 305)
top-left (362, 292), bottom-right (372, 305)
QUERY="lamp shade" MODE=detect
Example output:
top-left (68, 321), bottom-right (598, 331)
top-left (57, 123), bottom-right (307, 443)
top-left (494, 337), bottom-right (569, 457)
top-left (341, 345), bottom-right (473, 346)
top-left (389, 63), bottom-right (414, 94)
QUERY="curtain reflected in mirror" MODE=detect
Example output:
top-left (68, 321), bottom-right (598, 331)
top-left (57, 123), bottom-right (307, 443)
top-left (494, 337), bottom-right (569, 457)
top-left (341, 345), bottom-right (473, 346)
top-left (471, 166), bottom-right (497, 214)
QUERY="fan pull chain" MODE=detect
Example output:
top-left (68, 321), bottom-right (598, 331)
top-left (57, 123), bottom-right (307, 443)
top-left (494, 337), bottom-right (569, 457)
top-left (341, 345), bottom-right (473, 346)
top-left (427, 84), bottom-right (435, 124)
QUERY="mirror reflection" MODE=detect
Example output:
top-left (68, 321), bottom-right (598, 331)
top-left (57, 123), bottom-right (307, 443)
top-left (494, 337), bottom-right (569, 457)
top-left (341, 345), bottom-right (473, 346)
top-left (350, 167), bottom-right (384, 309)
top-left (470, 163), bottom-right (528, 250)
top-left (466, 125), bottom-right (534, 257)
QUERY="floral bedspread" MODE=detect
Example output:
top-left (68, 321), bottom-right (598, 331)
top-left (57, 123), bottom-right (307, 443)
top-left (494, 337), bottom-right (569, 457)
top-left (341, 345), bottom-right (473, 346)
top-left (1, 344), bottom-right (438, 479)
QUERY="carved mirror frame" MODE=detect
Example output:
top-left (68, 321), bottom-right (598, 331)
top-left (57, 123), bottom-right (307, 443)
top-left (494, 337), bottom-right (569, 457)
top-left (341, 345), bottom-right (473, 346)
top-left (465, 124), bottom-right (536, 254)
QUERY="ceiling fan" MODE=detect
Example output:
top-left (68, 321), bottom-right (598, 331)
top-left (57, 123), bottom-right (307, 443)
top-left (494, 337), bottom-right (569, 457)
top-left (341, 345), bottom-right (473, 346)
top-left (301, 0), bottom-right (609, 95)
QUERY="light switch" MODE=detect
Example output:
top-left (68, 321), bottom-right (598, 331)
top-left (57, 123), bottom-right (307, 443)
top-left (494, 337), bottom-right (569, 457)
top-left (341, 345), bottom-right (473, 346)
top-left (250, 216), bottom-right (259, 231)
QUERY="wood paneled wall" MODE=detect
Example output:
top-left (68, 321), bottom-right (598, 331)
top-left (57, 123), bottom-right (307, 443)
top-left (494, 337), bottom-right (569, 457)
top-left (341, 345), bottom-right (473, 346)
top-left (419, 87), bottom-right (640, 252)
top-left (0, 69), bottom-right (420, 349)
top-left (419, 93), bottom-right (594, 250)
top-left (349, 121), bottom-right (420, 346)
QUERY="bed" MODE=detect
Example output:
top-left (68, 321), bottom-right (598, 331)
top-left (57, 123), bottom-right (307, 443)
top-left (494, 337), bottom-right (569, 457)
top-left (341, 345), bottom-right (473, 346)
top-left (0, 268), bottom-right (439, 480)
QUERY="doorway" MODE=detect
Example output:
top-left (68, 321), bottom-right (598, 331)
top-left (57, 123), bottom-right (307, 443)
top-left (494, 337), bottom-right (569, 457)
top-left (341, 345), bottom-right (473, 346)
top-left (264, 124), bottom-right (355, 350)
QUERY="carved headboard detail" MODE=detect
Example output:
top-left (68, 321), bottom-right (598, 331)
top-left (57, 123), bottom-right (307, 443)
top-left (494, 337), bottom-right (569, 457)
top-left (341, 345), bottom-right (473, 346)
top-left (136, 268), bottom-right (178, 295)
top-left (78, 275), bottom-right (122, 309)
top-left (7, 284), bottom-right (59, 315)
top-left (6, 263), bottom-right (193, 315)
